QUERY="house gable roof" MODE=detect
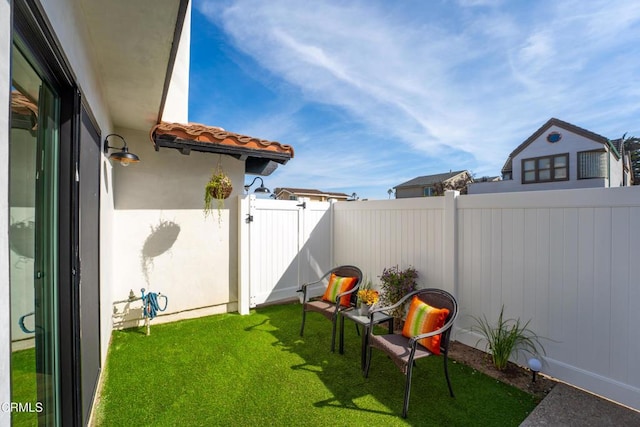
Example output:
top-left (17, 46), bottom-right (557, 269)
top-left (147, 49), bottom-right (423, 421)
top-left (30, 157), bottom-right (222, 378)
top-left (395, 170), bottom-right (469, 189)
top-left (150, 122), bottom-right (294, 175)
top-left (275, 187), bottom-right (350, 199)
top-left (610, 138), bottom-right (624, 156)
top-left (502, 118), bottom-right (619, 173)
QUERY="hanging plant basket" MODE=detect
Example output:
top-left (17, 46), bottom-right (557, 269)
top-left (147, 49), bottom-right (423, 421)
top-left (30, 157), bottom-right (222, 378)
top-left (204, 168), bottom-right (233, 218)
top-left (207, 180), bottom-right (233, 200)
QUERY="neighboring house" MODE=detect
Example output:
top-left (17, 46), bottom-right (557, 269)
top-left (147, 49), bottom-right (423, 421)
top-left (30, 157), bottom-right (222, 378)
top-left (469, 118), bottom-right (633, 194)
top-left (475, 176), bottom-right (501, 182)
top-left (394, 170), bottom-right (473, 198)
top-left (274, 187), bottom-right (351, 202)
top-left (1, 1), bottom-right (293, 424)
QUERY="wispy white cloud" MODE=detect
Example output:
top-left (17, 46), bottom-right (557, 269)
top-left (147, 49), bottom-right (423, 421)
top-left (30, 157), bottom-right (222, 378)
top-left (194, 0), bottom-right (640, 197)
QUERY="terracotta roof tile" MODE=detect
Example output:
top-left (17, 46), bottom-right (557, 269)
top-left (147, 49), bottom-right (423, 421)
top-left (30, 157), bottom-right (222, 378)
top-left (150, 122), bottom-right (294, 158)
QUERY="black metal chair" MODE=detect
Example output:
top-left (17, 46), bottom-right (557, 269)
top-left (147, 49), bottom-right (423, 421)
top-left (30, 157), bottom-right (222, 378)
top-left (298, 265), bottom-right (363, 352)
top-left (364, 288), bottom-right (458, 418)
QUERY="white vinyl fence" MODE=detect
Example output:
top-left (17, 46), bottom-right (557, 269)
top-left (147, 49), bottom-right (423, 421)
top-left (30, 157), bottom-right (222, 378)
top-left (333, 187), bottom-right (640, 411)
top-left (238, 187), bottom-right (640, 410)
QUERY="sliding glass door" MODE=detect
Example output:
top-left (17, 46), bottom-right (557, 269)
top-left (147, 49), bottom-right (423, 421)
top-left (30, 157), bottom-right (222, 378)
top-left (10, 40), bottom-right (60, 426)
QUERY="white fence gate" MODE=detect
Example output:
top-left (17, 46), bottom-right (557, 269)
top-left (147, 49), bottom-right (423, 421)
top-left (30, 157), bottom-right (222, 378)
top-left (238, 196), bottom-right (332, 314)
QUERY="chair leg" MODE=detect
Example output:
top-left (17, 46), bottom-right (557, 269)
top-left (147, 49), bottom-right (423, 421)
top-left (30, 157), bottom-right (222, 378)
top-left (300, 307), bottom-right (306, 337)
top-left (403, 362), bottom-right (414, 418)
top-left (355, 322), bottom-right (360, 336)
top-left (330, 314), bottom-right (337, 352)
top-left (364, 346), bottom-right (373, 378)
top-left (443, 353), bottom-right (454, 397)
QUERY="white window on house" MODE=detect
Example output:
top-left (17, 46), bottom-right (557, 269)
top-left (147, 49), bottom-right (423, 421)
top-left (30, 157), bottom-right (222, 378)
top-left (502, 172), bottom-right (512, 180)
top-left (423, 187), bottom-right (434, 197)
top-left (578, 150), bottom-right (607, 179)
top-left (289, 195), bottom-right (298, 200)
top-left (522, 154), bottom-right (569, 183)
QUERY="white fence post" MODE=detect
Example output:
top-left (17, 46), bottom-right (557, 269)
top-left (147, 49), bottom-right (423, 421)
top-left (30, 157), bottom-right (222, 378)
top-left (297, 197), bottom-right (309, 287)
top-left (443, 190), bottom-right (459, 296)
top-left (237, 195), bottom-right (254, 315)
top-left (329, 198), bottom-right (337, 267)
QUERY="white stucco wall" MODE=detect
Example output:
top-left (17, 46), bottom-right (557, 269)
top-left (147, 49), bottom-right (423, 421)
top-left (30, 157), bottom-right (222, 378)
top-left (38, 0), bottom-right (195, 360)
top-left (110, 128), bottom-right (243, 327)
top-left (38, 0), bottom-right (117, 364)
top-left (38, 0), bottom-right (196, 355)
top-left (1, 0), bottom-right (13, 421)
top-left (608, 151), bottom-right (624, 187)
top-left (162, 1), bottom-right (191, 124)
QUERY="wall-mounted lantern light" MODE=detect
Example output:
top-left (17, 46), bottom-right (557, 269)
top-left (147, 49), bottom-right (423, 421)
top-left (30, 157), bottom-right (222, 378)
top-left (244, 176), bottom-right (270, 194)
top-left (104, 133), bottom-right (140, 166)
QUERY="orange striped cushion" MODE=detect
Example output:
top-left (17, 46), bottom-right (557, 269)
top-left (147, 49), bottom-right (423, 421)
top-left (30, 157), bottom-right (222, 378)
top-left (322, 274), bottom-right (357, 307)
top-left (402, 296), bottom-right (449, 355)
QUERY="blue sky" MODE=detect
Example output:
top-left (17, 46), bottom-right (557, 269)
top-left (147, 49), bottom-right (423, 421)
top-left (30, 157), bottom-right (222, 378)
top-left (189, 0), bottom-right (640, 200)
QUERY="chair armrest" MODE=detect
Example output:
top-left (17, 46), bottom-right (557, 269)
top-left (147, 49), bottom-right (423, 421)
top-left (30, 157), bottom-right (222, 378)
top-left (298, 278), bottom-right (323, 292)
top-left (297, 280), bottom-right (317, 303)
top-left (366, 291), bottom-right (417, 333)
top-left (333, 283), bottom-right (361, 316)
top-left (368, 288), bottom-right (424, 317)
top-left (297, 270), bottom-right (332, 302)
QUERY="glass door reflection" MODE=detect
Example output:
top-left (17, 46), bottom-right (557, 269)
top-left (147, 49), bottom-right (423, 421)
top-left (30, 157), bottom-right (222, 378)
top-left (10, 41), bottom-right (60, 426)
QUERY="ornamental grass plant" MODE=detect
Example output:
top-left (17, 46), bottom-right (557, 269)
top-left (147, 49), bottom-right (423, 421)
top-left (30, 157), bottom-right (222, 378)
top-left (472, 305), bottom-right (546, 371)
top-left (94, 302), bottom-right (538, 426)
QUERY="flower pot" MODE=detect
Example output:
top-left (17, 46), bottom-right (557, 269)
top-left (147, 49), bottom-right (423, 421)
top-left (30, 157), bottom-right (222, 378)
top-left (208, 183), bottom-right (233, 200)
top-left (359, 304), bottom-right (372, 316)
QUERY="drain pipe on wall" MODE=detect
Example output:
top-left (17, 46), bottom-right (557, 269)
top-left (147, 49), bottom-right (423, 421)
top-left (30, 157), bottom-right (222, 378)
top-left (608, 150), bottom-right (611, 187)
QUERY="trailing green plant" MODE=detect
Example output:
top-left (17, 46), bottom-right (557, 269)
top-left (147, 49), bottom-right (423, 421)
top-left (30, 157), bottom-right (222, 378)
top-left (203, 168), bottom-right (232, 220)
top-left (379, 266), bottom-right (418, 321)
top-left (472, 305), bottom-right (545, 371)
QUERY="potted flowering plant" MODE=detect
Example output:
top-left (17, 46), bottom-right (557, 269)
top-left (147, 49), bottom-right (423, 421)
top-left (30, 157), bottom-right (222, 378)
top-left (379, 266), bottom-right (418, 324)
top-left (357, 282), bottom-right (379, 316)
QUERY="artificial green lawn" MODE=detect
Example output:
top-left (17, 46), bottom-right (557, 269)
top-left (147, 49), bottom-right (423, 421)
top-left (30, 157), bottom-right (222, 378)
top-left (11, 347), bottom-right (37, 427)
top-left (94, 302), bottom-right (538, 426)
